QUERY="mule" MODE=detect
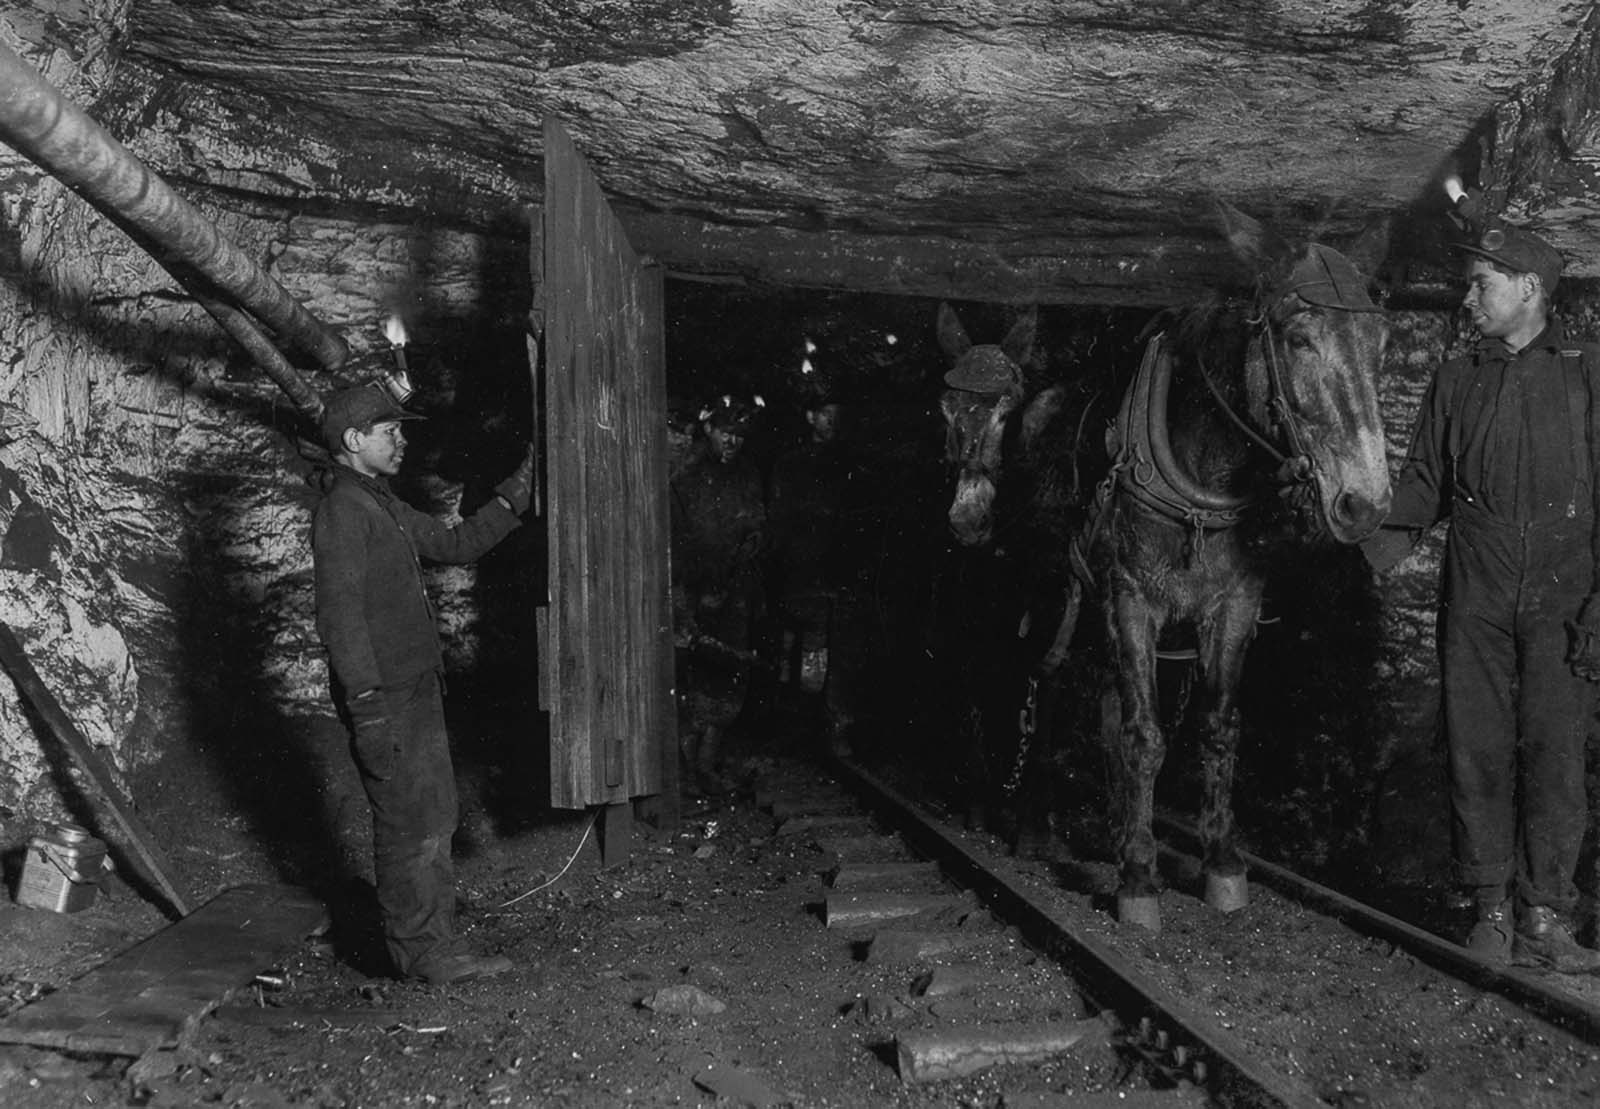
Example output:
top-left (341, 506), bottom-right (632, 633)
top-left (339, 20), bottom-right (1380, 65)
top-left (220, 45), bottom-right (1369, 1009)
top-left (936, 303), bottom-right (1104, 854)
top-left (939, 202), bottom-right (1391, 931)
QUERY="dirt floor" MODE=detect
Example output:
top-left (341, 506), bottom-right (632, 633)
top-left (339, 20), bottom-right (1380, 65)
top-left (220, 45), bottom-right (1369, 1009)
top-left (4, 703), bottom-right (1600, 1108)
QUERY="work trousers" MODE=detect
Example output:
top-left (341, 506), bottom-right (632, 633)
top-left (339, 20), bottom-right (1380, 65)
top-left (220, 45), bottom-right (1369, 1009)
top-left (1442, 503), bottom-right (1596, 912)
top-left (782, 586), bottom-right (868, 735)
top-left (678, 570), bottom-right (762, 735)
top-left (348, 669), bottom-right (460, 976)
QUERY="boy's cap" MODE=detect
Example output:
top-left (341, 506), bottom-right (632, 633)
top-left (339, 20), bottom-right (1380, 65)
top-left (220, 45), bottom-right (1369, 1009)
top-left (1457, 225), bottom-right (1564, 294)
top-left (321, 382), bottom-right (424, 451)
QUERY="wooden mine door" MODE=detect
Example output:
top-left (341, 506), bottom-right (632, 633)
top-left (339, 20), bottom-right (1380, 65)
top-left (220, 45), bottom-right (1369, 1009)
top-left (535, 116), bottom-right (674, 834)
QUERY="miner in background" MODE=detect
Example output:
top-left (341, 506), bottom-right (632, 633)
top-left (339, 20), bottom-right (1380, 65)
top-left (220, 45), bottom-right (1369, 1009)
top-left (765, 375), bottom-right (863, 755)
top-left (1363, 224), bottom-right (1600, 974)
top-left (311, 380), bottom-right (533, 985)
top-left (671, 394), bottom-right (766, 795)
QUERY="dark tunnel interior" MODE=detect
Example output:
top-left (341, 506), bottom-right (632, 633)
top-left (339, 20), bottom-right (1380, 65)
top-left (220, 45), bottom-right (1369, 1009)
top-left (654, 280), bottom-right (1450, 926)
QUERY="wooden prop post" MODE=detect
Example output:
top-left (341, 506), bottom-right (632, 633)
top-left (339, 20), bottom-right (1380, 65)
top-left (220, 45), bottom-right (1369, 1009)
top-left (0, 623), bottom-right (191, 918)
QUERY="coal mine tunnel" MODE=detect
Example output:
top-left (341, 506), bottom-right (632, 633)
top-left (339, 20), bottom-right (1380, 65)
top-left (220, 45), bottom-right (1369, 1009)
top-left (1, 1), bottom-right (1600, 1101)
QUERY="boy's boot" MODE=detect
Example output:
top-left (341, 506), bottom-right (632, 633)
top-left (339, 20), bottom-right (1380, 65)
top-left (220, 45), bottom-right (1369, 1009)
top-left (1515, 906), bottom-right (1600, 974)
top-left (1464, 890), bottom-right (1512, 965)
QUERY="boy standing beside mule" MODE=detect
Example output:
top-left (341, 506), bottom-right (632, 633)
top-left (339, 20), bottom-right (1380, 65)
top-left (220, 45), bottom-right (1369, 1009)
top-left (1365, 224), bottom-right (1600, 973)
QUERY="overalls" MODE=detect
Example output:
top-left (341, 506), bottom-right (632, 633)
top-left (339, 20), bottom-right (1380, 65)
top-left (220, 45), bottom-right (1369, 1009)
top-left (1410, 329), bottom-right (1600, 912)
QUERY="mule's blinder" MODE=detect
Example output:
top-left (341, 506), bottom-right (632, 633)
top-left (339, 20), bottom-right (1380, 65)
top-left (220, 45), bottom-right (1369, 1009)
top-left (944, 345), bottom-right (1024, 394)
top-left (1273, 244), bottom-right (1383, 313)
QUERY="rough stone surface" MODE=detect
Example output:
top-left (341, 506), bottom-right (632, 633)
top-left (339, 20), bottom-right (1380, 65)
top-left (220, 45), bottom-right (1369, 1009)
top-left (0, 18), bottom-right (536, 833)
top-left (4, 0), bottom-right (1593, 304)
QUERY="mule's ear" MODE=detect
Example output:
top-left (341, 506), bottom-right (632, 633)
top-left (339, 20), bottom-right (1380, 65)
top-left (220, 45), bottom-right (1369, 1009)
top-left (938, 388), bottom-right (962, 425)
top-left (1000, 307), bottom-right (1039, 367)
top-left (1018, 383), bottom-right (1066, 456)
top-left (1215, 199), bottom-right (1294, 274)
top-left (1341, 214), bottom-right (1393, 283)
top-left (936, 301), bottom-right (972, 361)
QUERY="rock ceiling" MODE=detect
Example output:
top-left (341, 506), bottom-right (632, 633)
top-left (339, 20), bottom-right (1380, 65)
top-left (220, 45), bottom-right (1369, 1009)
top-left (20, 1), bottom-right (1600, 305)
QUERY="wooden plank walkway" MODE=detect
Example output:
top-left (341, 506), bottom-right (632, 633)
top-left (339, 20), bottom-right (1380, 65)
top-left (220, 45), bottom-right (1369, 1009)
top-left (0, 884), bottom-right (326, 1056)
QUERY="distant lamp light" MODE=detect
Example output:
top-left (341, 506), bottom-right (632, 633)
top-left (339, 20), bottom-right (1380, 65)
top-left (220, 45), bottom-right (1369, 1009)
top-left (885, 332), bottom-right (898, 345)
top-left (801, 358), bottom-right (815, 375)
top-left (804, 337), bottom-right (817, 354)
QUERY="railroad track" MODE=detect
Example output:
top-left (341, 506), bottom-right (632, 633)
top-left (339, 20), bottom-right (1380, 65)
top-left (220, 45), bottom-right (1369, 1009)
top-left (739, 748), bottom-right (1600, 1106)
top-left (826, 757), bottom-right (1323, 1108)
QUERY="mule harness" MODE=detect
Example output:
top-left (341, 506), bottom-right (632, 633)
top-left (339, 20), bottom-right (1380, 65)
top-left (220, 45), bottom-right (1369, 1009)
top-left (1010, 247), bottom-right (1382, 794)
top-left (1066, 251), bottom-right (1381, 588)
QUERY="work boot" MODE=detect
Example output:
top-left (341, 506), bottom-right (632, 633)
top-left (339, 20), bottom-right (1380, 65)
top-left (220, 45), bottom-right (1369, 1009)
top-left (409, 951), bottom-right (514, 985)
top-left (1464, 897), bottom-right (1512, 965)
top-left (1514, 906), bottom-right (1600, 974)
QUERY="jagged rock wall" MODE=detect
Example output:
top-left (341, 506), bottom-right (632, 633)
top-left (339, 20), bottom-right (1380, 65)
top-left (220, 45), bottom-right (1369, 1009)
top-left (0, 10), bottom-right (146, 834)
top-left (0, 18), bottom-right (533, 840)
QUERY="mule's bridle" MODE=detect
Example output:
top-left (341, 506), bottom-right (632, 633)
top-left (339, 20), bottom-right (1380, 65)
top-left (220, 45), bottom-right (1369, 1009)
top-left (1068, 261), bottom-right (1381, 584)
top-left (1195, 295), bottom-right (1315, 487)
top-left (1201, 256), bottom-right (1387, 494)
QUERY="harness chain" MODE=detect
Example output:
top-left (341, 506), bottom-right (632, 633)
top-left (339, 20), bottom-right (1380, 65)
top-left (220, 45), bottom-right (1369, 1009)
top-left (1004, 675), bottom-right (1039, 797)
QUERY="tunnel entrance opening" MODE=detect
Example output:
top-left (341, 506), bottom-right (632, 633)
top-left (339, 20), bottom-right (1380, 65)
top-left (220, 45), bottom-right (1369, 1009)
top-left (660, 279), bottom-right (1439, 933)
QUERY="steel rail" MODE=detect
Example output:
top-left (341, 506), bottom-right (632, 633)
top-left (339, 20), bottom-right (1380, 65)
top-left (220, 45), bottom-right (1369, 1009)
top-left (1155, 812), bottom-right (1600, 1044)
top-left (832, 756), bottom-right (1329, 1109)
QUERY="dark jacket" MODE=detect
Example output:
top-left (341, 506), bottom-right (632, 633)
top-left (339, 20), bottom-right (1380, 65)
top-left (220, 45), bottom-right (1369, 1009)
top-left (669, 447), bottom-right (765, 598)
top-left (312, 464), bottom-right (519, 696)
top-left (1389, 321), bottom-right (1600, 526)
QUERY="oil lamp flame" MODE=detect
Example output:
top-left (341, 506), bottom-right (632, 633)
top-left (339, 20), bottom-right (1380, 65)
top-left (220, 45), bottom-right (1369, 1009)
top-left (380, 315), bottom-right (414, 403)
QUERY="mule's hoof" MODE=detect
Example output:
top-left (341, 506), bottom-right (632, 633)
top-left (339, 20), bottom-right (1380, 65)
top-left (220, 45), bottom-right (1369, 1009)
top-left (1117, 894), bottom-right (1161, 933)
top-left (1205, 871), bottom-right (1249, 914)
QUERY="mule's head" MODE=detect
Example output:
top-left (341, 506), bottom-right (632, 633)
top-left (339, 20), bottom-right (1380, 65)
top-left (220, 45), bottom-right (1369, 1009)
top-left (1220, 204), bottom-right (1393, 544)
top-left (935, 303), bottom-right (1037, 547)
top-left (941, 386), bottom-right (1020, 547)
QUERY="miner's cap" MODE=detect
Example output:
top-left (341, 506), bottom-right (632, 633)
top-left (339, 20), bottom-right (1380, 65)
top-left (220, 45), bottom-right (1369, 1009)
top-left (322, 382), bottom-right (425, 452)
top-left (1457, 225), bottom-right (1564, 295)
top-left (699, 393), bottom-right (764, 432)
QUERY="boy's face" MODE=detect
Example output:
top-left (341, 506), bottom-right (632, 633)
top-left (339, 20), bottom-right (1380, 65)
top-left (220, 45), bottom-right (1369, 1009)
top-left (1462, 259), bottom-right (1538, 341)
top-left (807, 403), bottom-right (841, 443)
top-left (344, 419), bottom-right (407, 477)
top-left (705, 423), bottom-right (745, 463)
